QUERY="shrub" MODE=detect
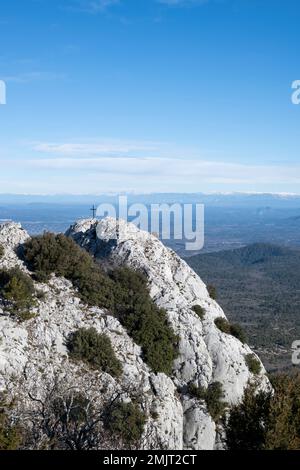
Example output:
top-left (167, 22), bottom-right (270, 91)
top-left (192, 305), bottom-right (205, 320)
top-left (264, 374), bottom-right (300, 450)
top-left (187, 383), bottom-right (206, 401)
top-left (67, 327), bottom-right (122, 378)
top-left (214, 317), bottom-right (231, 334)
top-left (205, 382), bottom-right (227, 422)
top-left (188, 381), bottom-right (227, 422)
top-left (0, 395), bottom-right (23, 450)
top-left (0, 268), bottom-right (36, 321)
top-left (245, 354), bottom-right (261, 375)
top-left (225, 374), bottom-right (300, 450)
top-left (224, 384), bottom-right (271, 450)
top-left (104, 401), bottom-right (146, 445)
top-left (23, 233), bottom-right (114, 308)
top-left (229, 323), bottom-right (247, 343)
top-left (23, 232), bottom-right (86, 281)
top-left (110, 268), bottom-right (178, 375)
top-left (214, 317), bottom-right (247, 343)
top-left (207, 284), bottom-right (217, 300)
top-left (0, 245), bottom-right (4, 259)
top-left (22, 234), bottom-right (179, 376)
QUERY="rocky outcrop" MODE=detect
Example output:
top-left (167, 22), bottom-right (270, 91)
top-left (68, 218), bottom-right (270, 449)
top-left (0, 219), bottom-right (270, 450)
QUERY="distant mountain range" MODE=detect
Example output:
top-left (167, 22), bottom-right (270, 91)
top-left (1, 191), bottom-right (300, 207)
top-left (186, 243), bottom-right (300, 373)
top-left (1, 192), bottom-right (300, 255)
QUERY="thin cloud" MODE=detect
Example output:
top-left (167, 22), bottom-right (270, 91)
top-left (32, 140), bottom-right (163, 156)
top-left (1, 155), bottom-right (300, 194)
top-left (27, 156), bottom-right (300, 185)
top-left (3, 71), bottom-right (66, 84)
top-left (158, 0), bottom-right (209, 6)
top-left (69, 0), bottom-right (120, 13)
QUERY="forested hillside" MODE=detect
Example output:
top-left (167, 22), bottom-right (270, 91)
top-left (187, 243), bottom-right (300, 372)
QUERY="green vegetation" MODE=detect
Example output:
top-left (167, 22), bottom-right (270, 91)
top-left (0, 395), bottom-right (23, 450)
top-left (104, 401), bottom-right (146, 445)
top-left (192, 304), bottom-right (205, 320)
top-left (67, 327), bottom-right (122, 378)
top-left (225, 374), bottom-right (300, 450)
top-left (214, 317), bottom-right (246, 343)
top-left (229, 323), bottom-right (247, 343)
top-left (0, 268), bottom-right (36, 321)
top-left (207, 284), bottom-right (217, 300)
top-left (22, 234), bottom-right (178, 375)
top-left (214, 317), bottom-right (231, 334)
top-left (187, 383), bottom-right (206, 401)
top-left (110, 268), bottom-right (178, 375)
top-left (23, 233), bottom-right (114, 308)
top-left (205, 382), bottom-right (227, 422)
top-left (245, 354), bottom-right (261, 375)
top-left (186, 243), bottom-right (300, 371)
top-left (0, 245), bottom-right (4, 259)
top-left (188, 381), bottom-right (227, 422)
top-left (225, 383), bottom-right (270, 450)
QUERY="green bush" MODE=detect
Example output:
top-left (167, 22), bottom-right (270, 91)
top-left (245, 354), bottom-right (261, 375)
top-left (67, 327), bottom-right (122, 378)
top-left (224, 384), bottom-right (271, 450)
top-left (104, 401), bottom-right (146, 445)
top-left (214, 317), bottom-right (247, 343)
top-left (207, 285), bottom-right (217, 300)
top-left (205, 382), bottom-right (227, 422)
top-left (188, 381), bottom-right (227, 422)
top-left (214, 317), bottom-right (231, 334)
top-left (23, 233), bottom-right (114, 308)
top-left (187, 383), bottom-right (206, 401)
top-left (0, 245), bottom-right (4, 259)
top-left (0, 395), bottom-right (23, 450)
top-left (229, 323), bottom-right (247, 343)
top-left (225, 374), bottom-right (300, 450)
top-left (0, 268), bottom-right (36, 321)
top-left (22, 234), bottom-right (178, 376)
top-left (192, 305), bottom-right (205, 320)
top-left (110, 268), bottom-right (178, 375)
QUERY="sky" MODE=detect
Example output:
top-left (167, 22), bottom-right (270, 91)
top-left (1, 0), bottom-right (300, 194)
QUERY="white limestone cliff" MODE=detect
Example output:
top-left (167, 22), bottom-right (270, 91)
top-left (0, 219), bottom-right (270, 450)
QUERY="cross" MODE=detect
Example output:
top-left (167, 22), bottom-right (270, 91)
top-left (90, 205), bottom-right (97, 218)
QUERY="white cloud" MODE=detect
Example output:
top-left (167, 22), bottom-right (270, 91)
top-left (27, 156), bottom-right (300, 185)
top-left (3, 72), bottom-right (66, 84)
top-left (158, 0), bottom-right (209, 6)
top-left (1, 154), bottom-right (299, 194)
top-left (2, 139), bottom-right (299, 194)
top-left (71, 0), bottom-right (120, 13)
top-left (32, 140), bottom-right (162, 156)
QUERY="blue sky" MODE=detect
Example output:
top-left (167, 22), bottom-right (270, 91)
top-left (1, 0), bottom-right (300, 194)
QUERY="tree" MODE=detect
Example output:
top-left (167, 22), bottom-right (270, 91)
top-left (224, 374), bottom-right (300, 450)
top-left (67, 327), bottom-right (122, 378)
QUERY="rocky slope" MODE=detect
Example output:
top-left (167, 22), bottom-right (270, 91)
top-left (0, 219), bottom-right (270, 450)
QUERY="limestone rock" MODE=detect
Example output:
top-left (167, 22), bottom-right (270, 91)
top-left (0, 219), bottom-right (270, 450)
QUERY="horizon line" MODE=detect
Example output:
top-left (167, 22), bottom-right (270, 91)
top-left (0, 191), bottom-right (300, 197)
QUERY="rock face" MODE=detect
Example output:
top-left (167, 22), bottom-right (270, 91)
top-left (0, 219), bottom-right (270, 450)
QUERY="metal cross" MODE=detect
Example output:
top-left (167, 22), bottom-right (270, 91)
top-left (90, 205), bottom-right (97, 218)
